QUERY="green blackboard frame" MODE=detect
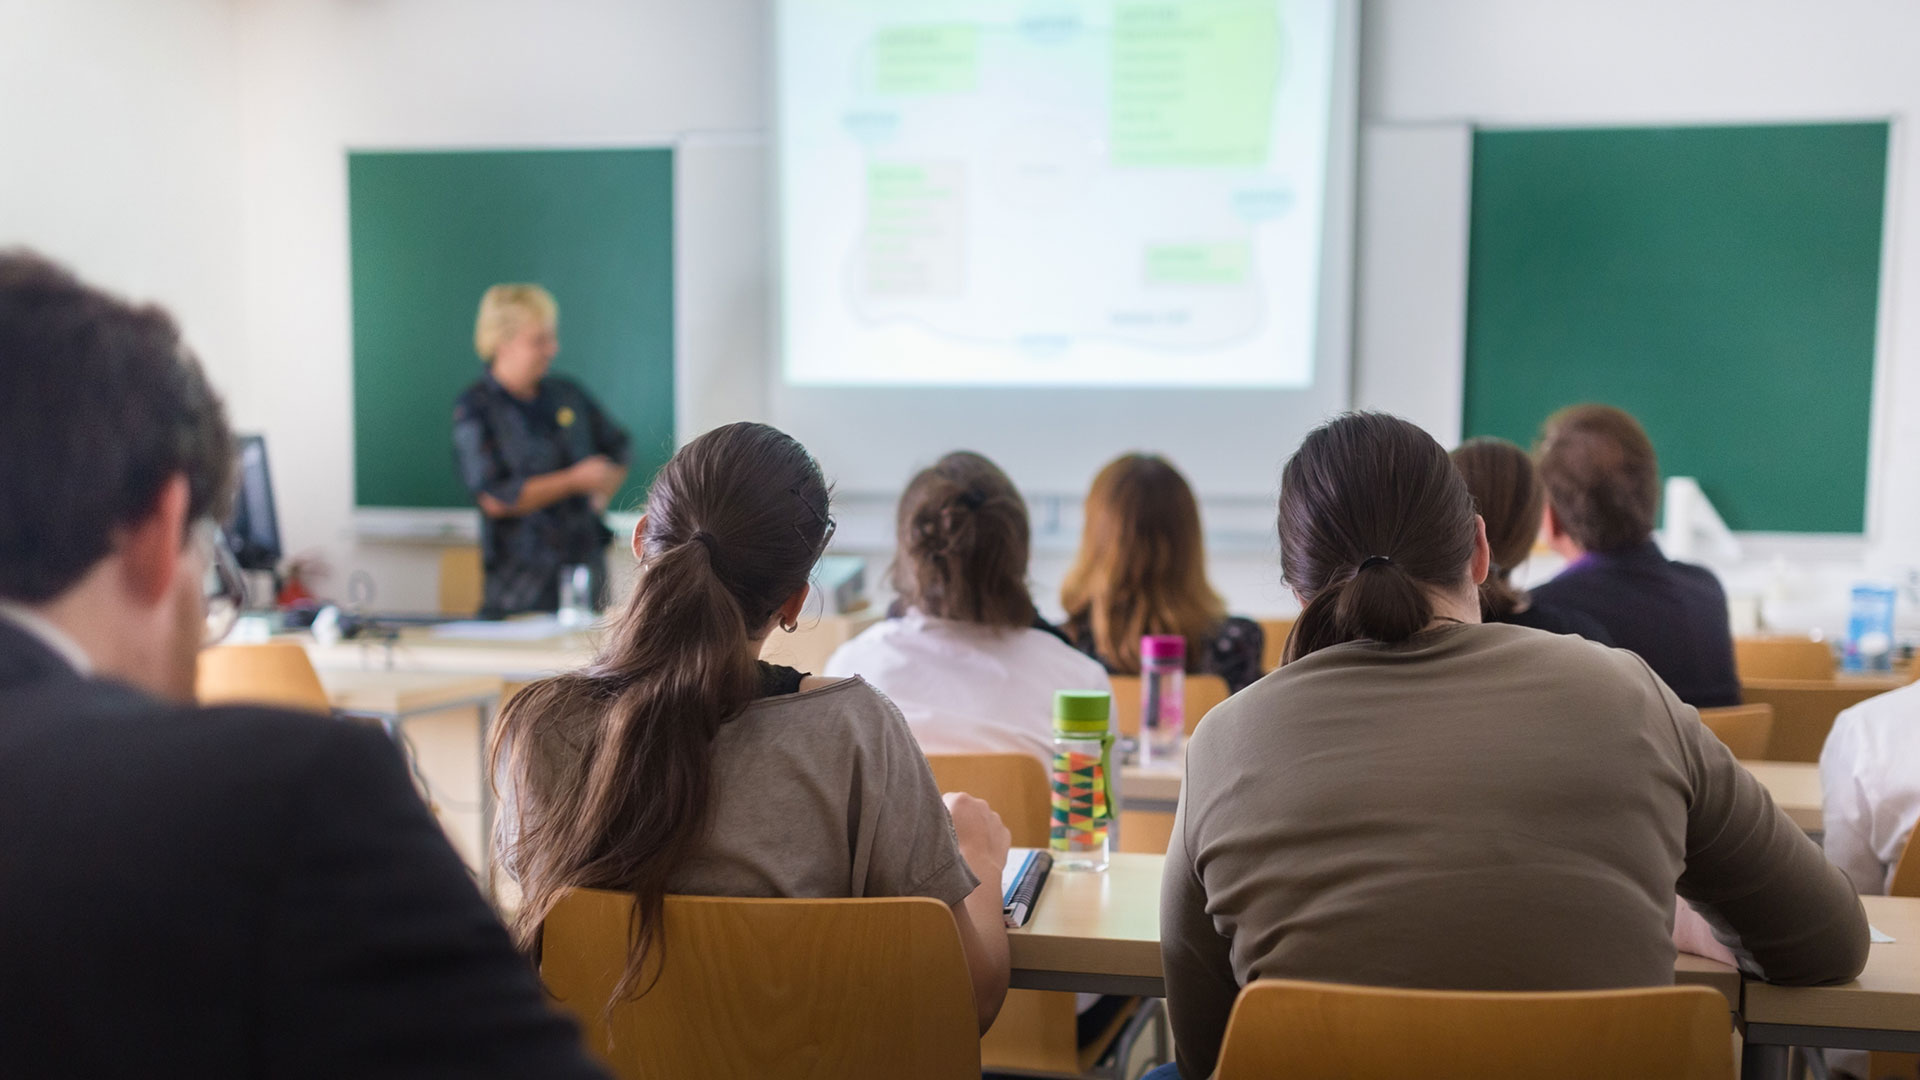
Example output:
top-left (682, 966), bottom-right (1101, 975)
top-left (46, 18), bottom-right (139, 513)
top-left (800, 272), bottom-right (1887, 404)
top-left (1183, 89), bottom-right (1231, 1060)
top-left (348, 147), bottom-right (675, 510)
top-left (1462, 122), bottom-right (1888, 534)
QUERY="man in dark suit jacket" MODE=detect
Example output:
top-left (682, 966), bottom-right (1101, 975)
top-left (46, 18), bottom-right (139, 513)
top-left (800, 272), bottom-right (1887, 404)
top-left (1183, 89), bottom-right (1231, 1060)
top-left (1528, 404), bottom-right (1742, 709)
top-left (0, 251), bottom-right (606, 1078)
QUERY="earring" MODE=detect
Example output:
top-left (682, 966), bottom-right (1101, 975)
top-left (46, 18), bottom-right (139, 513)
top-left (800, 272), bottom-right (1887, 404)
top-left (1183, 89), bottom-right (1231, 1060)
top-left (780, 618), bottom-right (798, 634)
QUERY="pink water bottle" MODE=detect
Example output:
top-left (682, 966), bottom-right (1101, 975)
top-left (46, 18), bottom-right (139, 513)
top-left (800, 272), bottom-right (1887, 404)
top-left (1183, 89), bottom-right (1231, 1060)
top-left (1140, 635), bottom-right (1187, 764)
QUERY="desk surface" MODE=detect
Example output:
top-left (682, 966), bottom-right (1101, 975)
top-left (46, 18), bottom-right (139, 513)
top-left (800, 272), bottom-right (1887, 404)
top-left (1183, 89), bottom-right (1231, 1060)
top-left (1121, 761), bottom-right (1825, 833)
top-left (1012, 858), bottom-right (1920, 1034)
top-left (317, 669), bottom-right (504, 717)
top-left (1744, 895), bottom-right (1920, 1038)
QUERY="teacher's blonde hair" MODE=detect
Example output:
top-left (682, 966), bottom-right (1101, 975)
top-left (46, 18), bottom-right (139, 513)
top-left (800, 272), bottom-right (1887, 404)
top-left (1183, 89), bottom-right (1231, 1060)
top-left (474, 284), bottom-right (558, 361)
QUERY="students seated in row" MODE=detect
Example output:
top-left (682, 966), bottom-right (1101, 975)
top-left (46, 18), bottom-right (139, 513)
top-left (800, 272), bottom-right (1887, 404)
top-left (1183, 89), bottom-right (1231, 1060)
top-left (1155, 412), bottom-right (1866, 1080)
top-left (1061, 454), bottom-right (1265, 693)
top-left (825, 451), bottom-right (1110, 766)
top-left (492, 423), bottom-right (1013, 1031)
top-left (1822, 679), bottom-right (1920, 894)
top-left (0, 252), bottom-right (606, 1077)
top-left (1529, 404), bottom-right (1742, 707)
top-left (1450, 436), bottom-right (1613, 642)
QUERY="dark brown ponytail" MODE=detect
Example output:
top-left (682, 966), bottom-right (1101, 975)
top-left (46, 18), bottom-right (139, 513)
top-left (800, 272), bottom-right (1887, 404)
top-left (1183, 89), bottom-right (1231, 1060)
top-left (890, 451), bottom-right (1038, 629)
top-left (1279, 413), bottom-right (1479, 663)
top-left (491, 422), bottom-right (832, 1004)
top-left (1450, 437), bottom-right (1544, 620)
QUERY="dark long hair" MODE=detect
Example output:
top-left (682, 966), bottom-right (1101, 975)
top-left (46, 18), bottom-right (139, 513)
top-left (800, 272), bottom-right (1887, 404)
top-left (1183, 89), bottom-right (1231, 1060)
top-left (1450, 437), bottom-right (1542, 620)
top-left (1060, 454), bottom-right (1225, 672)
top-left (890, 451), bottom-right (1037, 629)
top-left (491, 422), bottom-right (831, 1002)
top-left (1279, 413), bottom-right (1478, 663)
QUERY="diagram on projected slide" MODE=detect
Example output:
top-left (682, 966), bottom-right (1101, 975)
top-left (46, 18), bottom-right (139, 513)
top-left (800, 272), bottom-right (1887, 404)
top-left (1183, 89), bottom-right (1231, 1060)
top-left (779, 0), bottom-right (1337, 388)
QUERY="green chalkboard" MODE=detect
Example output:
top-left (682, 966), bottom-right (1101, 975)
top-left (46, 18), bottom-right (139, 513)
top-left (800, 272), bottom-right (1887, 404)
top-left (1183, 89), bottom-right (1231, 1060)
top-left (1462, 123), bottom-right (1887, 533)
top-left (348, 148), bottom-right (675, 509)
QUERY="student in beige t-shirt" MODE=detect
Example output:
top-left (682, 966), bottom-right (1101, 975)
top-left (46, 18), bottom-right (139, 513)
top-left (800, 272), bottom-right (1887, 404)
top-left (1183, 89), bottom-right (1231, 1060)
top-left (1156, 413), bottom-right (1868, 1080)
top-left (492, 422), bottom-right (1012, 1032)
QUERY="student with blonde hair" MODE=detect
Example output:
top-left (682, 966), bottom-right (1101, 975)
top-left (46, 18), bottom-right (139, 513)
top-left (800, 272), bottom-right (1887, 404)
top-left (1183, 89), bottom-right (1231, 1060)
top-left (452, 284), bottom-right (631, 616)
top-left (1061, 454), bottom-right (1263, 692)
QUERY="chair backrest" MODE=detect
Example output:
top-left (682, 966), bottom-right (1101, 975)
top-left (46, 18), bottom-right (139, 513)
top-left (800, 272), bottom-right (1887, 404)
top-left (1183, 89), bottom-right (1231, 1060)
top-left (1258, 618), bottom-right (1295, 673)
top-left (195, 642), bottom-right (330, 712)
top-left (541, 889), bottom-right (980, 1080)
top-left (925, 753), bottom-right (1050, 847)
top-left (1734, 636), bottom-right (1835, 682)
top-left (1215, 980), bottom-right (1733, 1080)
top-left (1738, 680), bottom-right (1895, 762)
top-left (438, 545), bottom-right (485, 617)
top-left (1110, 673), bottom-right (1231, 738)
top-left (1891, 823), bottom-right (1920, 898)
top-left (1697, 704), bottom-right (1774, 760)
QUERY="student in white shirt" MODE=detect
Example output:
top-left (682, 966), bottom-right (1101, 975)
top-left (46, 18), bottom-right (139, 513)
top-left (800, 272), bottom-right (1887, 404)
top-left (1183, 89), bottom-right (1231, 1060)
top-left (826, 451), bottom-right (1111, 767)
top-left (1821, 681), bottom-right (1920, 894)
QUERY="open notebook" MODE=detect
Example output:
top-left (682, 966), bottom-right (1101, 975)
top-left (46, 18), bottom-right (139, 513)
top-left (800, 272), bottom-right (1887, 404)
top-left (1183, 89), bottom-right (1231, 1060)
top-left (1001, 848), bottom-right (1053, 929)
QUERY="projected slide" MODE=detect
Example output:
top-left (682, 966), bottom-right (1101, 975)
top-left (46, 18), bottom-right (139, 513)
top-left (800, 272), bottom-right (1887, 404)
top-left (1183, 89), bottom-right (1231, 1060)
top-left (777, 0), bottom-right (1340, 389)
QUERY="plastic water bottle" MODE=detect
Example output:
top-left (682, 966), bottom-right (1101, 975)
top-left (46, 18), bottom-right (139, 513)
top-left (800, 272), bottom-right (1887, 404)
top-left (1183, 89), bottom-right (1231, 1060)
top-left (1050, 690), bottom-right (1113, 872)
top-left (1140, 634), bottom-right (1187, 765)
top-left (1846, 584), bottom-right (1897, 672)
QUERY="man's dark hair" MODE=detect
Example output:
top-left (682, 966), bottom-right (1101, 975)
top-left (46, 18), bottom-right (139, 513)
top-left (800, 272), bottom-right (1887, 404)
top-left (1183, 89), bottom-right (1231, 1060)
top-left (0, 251), bottom-right (235, 603)
top-left (1534, 403), bottom-right (1661, 554)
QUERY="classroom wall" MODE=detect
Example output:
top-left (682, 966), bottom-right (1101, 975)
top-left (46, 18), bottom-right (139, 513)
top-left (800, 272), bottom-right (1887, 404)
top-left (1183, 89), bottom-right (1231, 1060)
top-left (0, 0), bottom-right (249, 401)
top-left (13, 1), bottom-right (1916, 629)
top-left (1360, 0), bottom-right (1920, 606)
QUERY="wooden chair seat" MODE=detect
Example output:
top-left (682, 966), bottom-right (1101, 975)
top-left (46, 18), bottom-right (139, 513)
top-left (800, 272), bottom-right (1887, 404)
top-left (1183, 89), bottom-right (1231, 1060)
top-left (1735, 635), bottom-right (1835, 682)
top-left (1216, 980), bottom-right (1733, 1080)
top-left (1739, 679), bottom-right (1897, 762)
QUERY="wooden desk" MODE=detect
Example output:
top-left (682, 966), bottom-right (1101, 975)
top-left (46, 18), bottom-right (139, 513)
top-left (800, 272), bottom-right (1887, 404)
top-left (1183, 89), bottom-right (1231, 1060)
top-left (1740, 762), bottom-right (1823, 834)
top-left (1007, 853), bottom-right (1743, 1008)
top-left (1742, 895), bottom-right (1920, 1060)
top-left (317, 669), bottom-right (505, 893)
top-left (1121, 761), bottom-right (1825, 835)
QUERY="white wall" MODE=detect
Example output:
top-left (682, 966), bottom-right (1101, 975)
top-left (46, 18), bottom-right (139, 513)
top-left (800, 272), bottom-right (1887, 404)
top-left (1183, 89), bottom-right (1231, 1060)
top-left (12, 1), bottom-right (1914, 628)
top-left (0, 0), bottom-right (248, 396)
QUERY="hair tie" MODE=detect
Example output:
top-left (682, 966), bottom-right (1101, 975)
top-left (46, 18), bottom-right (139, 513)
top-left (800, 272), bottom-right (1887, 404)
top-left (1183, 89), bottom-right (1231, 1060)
top-left (955, 491), bottom-right (985, 511)
top-left (1358, 555), bottom-right (1393, 571)
top-left (690, 530), bottom-right (719, 556)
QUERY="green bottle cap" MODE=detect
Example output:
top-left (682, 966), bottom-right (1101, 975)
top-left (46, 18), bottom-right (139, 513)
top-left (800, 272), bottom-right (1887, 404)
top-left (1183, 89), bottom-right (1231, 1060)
top-left (1054, 690), bottom-right (1112, 735)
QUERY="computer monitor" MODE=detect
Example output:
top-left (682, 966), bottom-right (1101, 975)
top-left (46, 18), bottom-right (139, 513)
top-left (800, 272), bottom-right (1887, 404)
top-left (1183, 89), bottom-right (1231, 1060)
top-left (225, 434), bottom-right (282, 574)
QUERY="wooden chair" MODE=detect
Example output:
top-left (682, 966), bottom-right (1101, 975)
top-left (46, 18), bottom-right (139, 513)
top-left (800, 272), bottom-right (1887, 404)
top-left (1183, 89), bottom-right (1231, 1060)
top-left (1874, 827), bottom-right (1920, 1080)
top-left (924, 753), bottom-right (1156, 1076)
top-left (438, 545), bottom-right (484, 616)
top-left (1214, 980), bottom-right (1733, 1080)
top-left (195, 642), bottom-right (330, 712)
top-left (1258, 618), bottom-right (1295, 673)
top-left (1739, 680), bottom-right (1897, 762)
top-left (925, 753), bottom-right (1049, 847)
top-left (1697, 704), bottom-right (1774, 761)
top-left (1109, 674), bottom-right (1231, 739)
top-left (541, 889), bottom-right (980, 1080)
top-left (1735, 635), bottom-right (1836, 682)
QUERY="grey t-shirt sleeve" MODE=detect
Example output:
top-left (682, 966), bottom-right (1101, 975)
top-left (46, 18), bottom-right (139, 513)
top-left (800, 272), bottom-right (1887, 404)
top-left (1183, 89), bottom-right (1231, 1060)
top-left (857, 690), bottom-right (981, 907)
top-left (1653, 663), bottom-right (1870, 985)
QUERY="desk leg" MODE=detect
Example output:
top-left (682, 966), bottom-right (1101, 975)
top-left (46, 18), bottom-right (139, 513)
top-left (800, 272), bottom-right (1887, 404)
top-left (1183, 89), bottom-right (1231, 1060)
top-left (1742, 1042), bottom-right (1790, 1080)
top-left (477, 698), bottom-right (496, 901)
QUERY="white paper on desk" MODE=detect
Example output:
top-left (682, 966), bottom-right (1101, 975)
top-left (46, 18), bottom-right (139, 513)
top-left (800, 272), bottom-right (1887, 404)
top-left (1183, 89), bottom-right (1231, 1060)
top-left (429, 617), bottom-right (569, 642)
top-left (1870, 925), bottom-right (1895, 944)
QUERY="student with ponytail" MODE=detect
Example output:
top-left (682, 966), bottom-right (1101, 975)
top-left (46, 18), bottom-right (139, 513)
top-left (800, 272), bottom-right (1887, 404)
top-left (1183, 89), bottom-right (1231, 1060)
top-left (825, 451), bottom-right (1110, 766)
top-left (492, 423), bottom-right (1011, 1032)
top-left (1151, 413), bottom-right (1867, 1080)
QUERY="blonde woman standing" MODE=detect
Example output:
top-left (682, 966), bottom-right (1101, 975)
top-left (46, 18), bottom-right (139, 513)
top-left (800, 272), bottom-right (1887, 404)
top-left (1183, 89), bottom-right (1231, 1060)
top-left (452, 284), bottom-right (630, 615)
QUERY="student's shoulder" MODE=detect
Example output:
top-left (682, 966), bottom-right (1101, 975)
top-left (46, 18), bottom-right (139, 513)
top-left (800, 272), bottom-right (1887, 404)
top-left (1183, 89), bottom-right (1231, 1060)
top-left (452, 377), bottom-right (496, 415)
top-left (746, 674), bottom-right (903, 732)
top-left (1666, 557), bottom-right (1730, 595)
